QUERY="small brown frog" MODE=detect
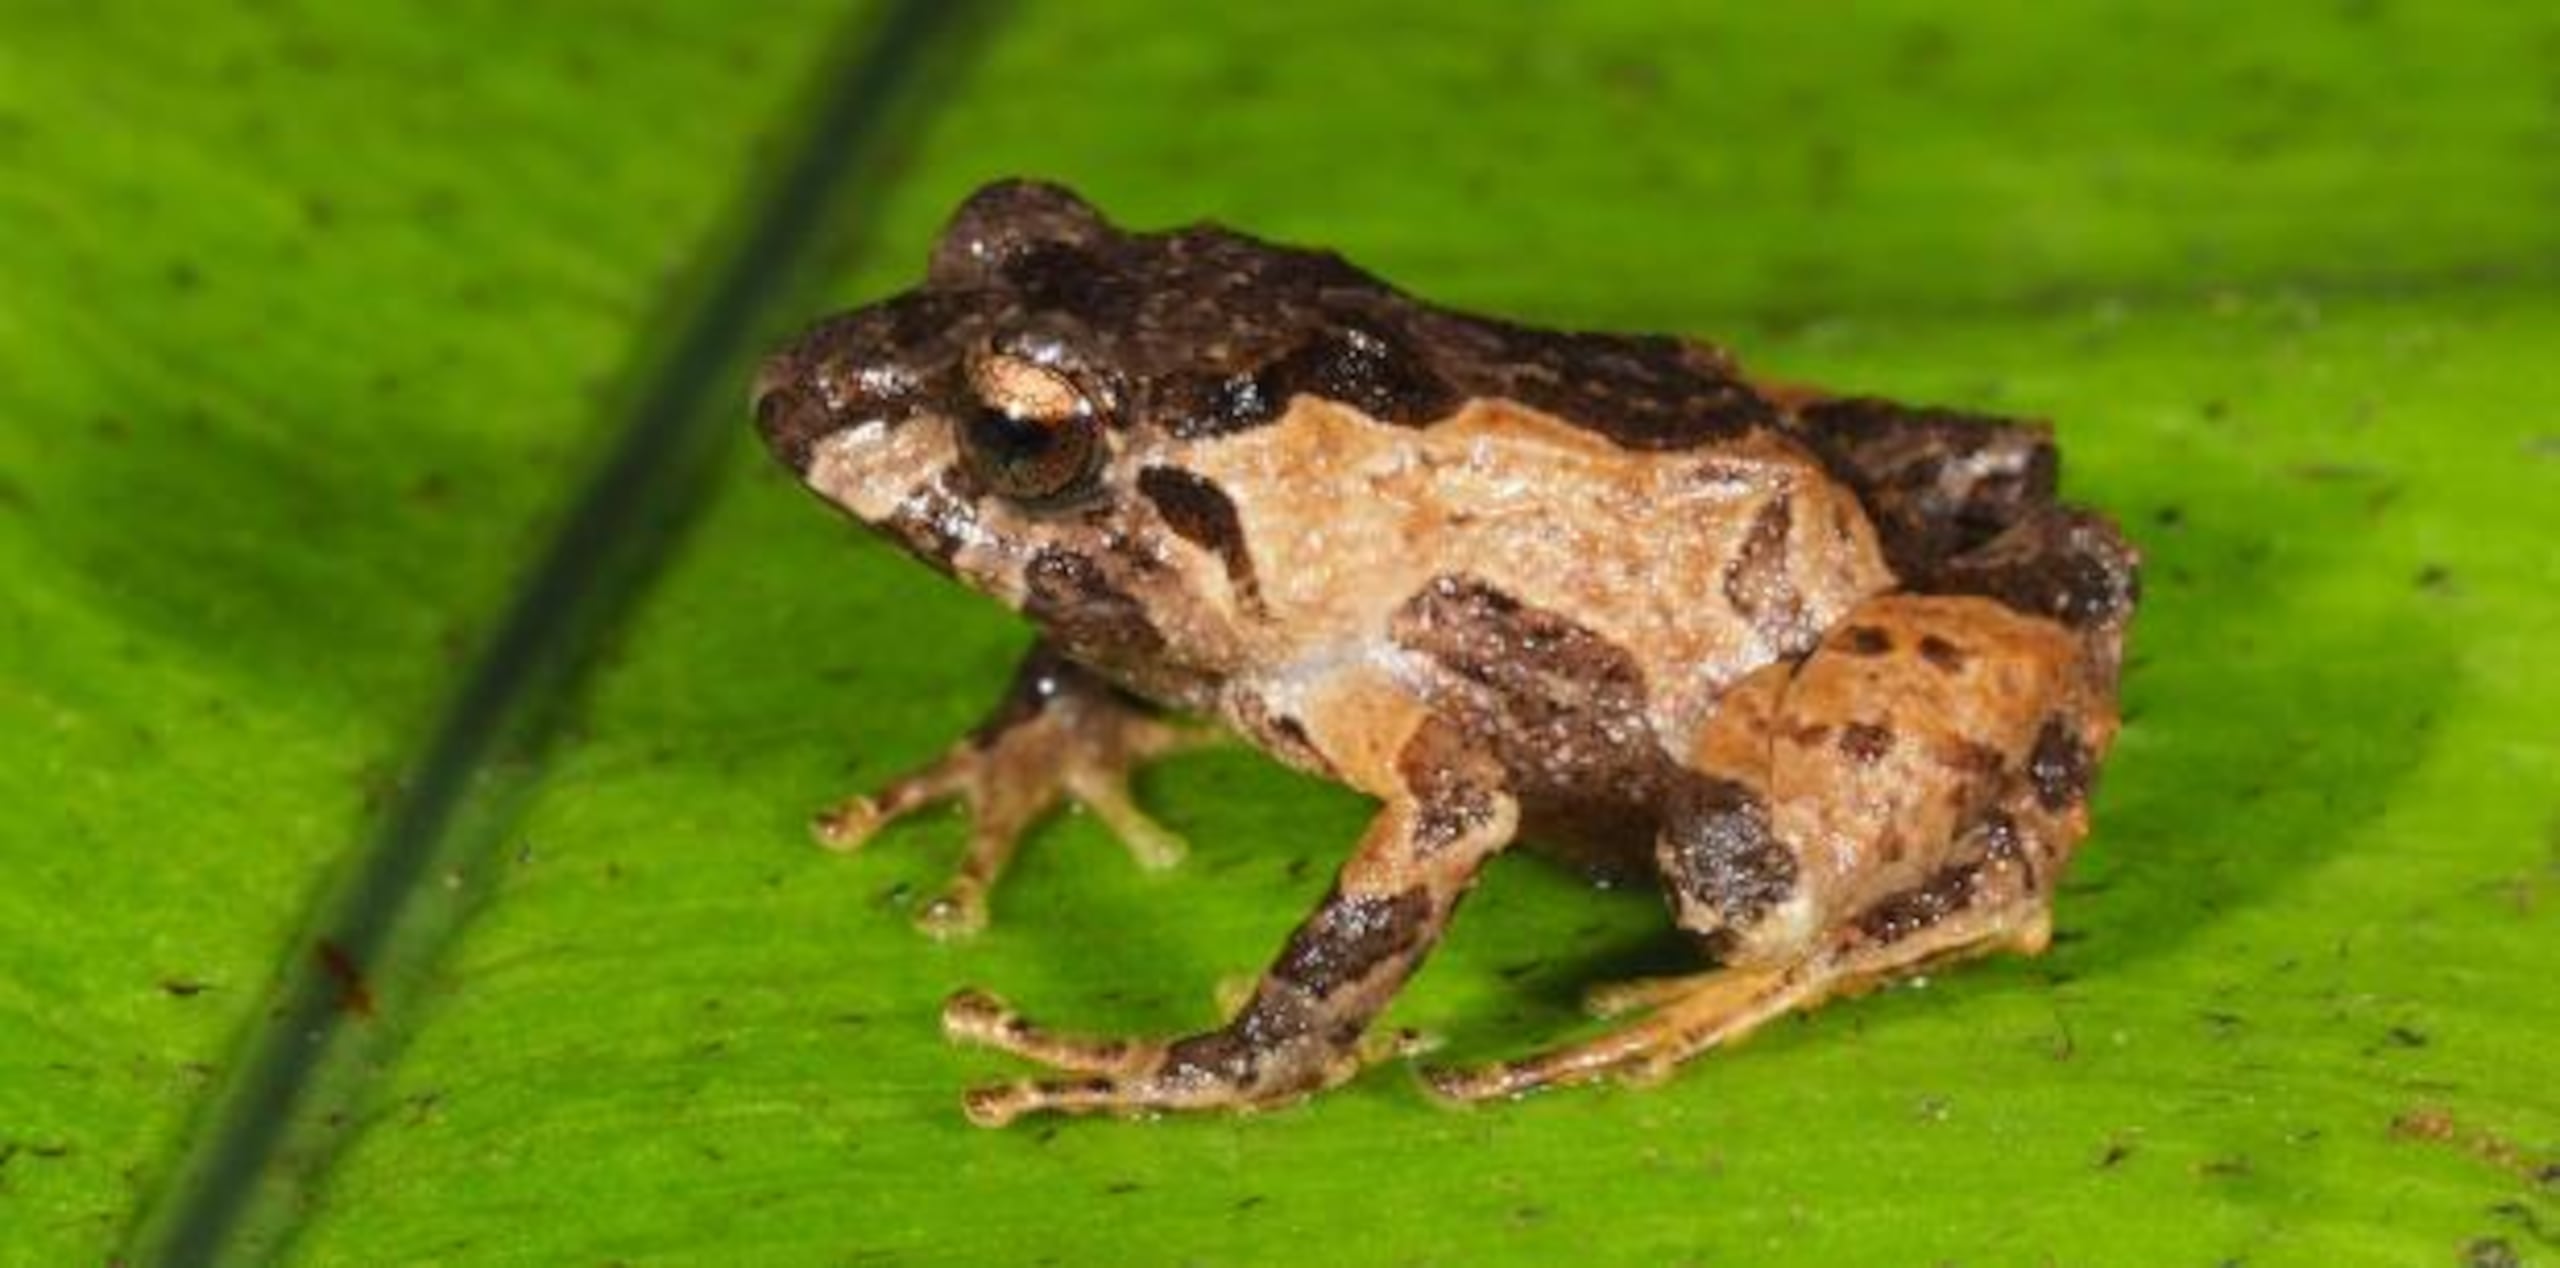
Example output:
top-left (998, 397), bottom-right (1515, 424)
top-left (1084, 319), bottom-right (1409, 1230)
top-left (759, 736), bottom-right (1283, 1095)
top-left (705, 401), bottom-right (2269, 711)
top-left (752, 181), bottom-right (2137, 1125)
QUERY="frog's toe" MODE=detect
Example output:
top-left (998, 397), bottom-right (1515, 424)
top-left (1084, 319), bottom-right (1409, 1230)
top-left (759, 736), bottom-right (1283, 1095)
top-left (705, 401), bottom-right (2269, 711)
top-left (1424, 965), bottom-right (1802, 1103)
top-left (1063, 765), bottom-right (1188, 870)
top-left (940, 990), bottom-right (1421, 1125)
top-left (953, 1065), bottom-right (1329, 1127)
top-left (913, 881), bottom-right (990, 939)
top-left (809, 794), bottom-right (883, 851)
top-left (811, 756), bottom-right (968, 852)
top-left (957, 1076), bottom-right (1220, 1128)
top-left (941, 989), bottom-right (1154, 1076)
top-left (1581, 971), bottom-right (1723, 1019)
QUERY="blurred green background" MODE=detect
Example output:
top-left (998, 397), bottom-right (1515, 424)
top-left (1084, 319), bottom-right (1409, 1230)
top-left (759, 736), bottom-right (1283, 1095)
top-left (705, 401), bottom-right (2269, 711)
top-left (2, 1), bottom-right (2553, 1264)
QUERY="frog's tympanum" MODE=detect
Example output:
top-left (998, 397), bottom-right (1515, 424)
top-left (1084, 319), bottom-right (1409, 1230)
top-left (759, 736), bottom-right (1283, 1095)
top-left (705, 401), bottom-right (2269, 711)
top-left (753, 181), bottom-right (2138, 1125)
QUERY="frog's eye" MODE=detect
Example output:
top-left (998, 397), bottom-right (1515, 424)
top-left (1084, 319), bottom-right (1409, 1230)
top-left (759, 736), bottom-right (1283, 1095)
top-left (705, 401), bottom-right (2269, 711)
top-left (956, 350), bottom-right (1107, 505)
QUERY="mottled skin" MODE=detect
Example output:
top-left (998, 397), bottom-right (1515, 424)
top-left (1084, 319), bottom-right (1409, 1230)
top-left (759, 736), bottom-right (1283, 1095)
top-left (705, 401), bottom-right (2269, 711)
top-left (753, 180), bottom-right (2139, 1124)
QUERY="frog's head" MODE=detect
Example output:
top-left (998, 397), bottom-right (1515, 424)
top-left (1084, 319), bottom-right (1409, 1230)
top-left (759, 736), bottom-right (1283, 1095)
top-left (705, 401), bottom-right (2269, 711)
top-left (753, 179), bottom-right (1393, 700)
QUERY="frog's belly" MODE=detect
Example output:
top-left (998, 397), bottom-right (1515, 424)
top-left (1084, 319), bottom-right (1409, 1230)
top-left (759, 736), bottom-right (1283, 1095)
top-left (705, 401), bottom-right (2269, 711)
top-left (1176, 396), bottom-right (1896, 768)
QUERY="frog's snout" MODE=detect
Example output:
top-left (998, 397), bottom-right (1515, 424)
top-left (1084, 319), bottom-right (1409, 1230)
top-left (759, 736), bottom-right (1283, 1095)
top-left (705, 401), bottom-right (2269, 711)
top-left (752, 350), bottom-right (829, 474)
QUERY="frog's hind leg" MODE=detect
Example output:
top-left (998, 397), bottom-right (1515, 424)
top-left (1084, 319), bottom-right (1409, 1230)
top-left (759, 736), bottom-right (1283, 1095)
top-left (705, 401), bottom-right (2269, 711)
top-left (814, 643), bottom-right (1210, 938)
top-left (1423, 874), bottom-right (2050, 1102)
top-left (1430, 499), bottom-right (2135, 1102)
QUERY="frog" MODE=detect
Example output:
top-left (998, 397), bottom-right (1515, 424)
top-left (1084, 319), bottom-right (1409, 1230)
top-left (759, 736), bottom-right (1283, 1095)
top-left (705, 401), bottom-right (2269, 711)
top-left (750, 179), bottom-right (2138, 1126)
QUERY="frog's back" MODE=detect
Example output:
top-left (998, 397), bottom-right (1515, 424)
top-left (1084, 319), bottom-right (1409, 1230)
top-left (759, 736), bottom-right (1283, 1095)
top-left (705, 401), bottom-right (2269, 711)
top-left (1161, 386), bottom-right (1895, 806)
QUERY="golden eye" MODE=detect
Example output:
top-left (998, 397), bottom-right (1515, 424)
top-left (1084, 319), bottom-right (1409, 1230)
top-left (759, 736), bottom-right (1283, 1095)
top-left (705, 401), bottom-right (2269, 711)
top-left (959, 405), bottom-right (1102, 504)
top-left (957, 350), bottom-right (1107, 505)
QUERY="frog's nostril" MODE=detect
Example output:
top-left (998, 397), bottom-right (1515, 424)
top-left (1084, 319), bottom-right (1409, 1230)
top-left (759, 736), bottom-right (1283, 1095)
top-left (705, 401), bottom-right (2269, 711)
top-left (751, 354), bottom-right (797, 422)
top-left (751, 353), bottom-right (828, 472)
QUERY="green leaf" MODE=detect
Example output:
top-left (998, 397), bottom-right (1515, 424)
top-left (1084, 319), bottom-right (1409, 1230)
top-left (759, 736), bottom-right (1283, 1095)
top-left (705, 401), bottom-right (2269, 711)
top-left (4, 2), bottom-right (2554, 1265)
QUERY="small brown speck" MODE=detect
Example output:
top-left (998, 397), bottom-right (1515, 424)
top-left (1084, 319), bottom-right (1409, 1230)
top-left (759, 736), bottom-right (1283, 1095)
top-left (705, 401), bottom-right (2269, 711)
top-left (314, 940), bottom-right (374, 1019)
top-left (1840, 722), bottom-right (1894, 763)
top-left (1842, 626), bottom-right (1892, 655)
top-left (2196, 1155), bottom-right (2252, 1179)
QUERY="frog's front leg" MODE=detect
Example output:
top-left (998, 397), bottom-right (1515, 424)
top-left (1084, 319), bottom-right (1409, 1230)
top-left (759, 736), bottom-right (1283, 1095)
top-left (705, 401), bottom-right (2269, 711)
top-left (946, 718), bottom-right (1518, 1125)
top-left (816, 642), bottom-right (1207, 938)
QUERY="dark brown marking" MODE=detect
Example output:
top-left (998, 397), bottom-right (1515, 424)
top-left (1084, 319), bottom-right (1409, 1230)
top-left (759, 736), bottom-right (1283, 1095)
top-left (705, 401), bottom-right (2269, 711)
top-left (927, 179), bottom-right (1111, 287)
top-left (891, 183), bottom-right (1772, 451)
top-left (1158, 369), bottom-right (1281, 439)
top-left (1660, 774), bottom-right (1798, 929)
top-left (1933, 507), bottom-right (2140, 630)
top-left (2028, 718), bottom-right (2093, 811)
top-left (1842, 625), bottom-right (1893, 655)
top-left (1789, 397), bottom-right (2059, 580)
top-left (1001, 240), bottom-right (1144, 329)
top-left (1853, 862), bottom-right (1984, 946)
top-left (1918, 634), bottom-right (1967, 672)
top-left (1391, 574), bottom-right (1659, 810)
top-left (1722, 495), bottom-right (1805, 638)
top-left (1137, 465), bottom-right (1259, 607)
top-left (1271, 886), bottom-right (1435, 1000)
top-left (767, 179), bottom-right (1791, 510)
top-left (1398, 308), bottom-right (1774, 449)
top-left (1839, 721), bottom-right (1895, 764)
top-left (1231, 692), bottom-right (1332, 775)
top-left (1394, 718), bottom-right (1505, 852)
top-left (1162, 983), bottom-right (1321, 1088)
top-left (1021, 545), bottom-right (1164, 659)
top-left (755, 288), bottom-right (971, 469)
top-left (1160, 1031), bottom-right (1259, 1086)
top-left (1260, 324), bottom-right (1460, 425)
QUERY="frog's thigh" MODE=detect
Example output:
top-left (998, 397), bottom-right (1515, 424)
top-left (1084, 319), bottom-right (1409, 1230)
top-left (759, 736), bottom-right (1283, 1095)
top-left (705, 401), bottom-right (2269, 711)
top-left (1667, 593), bottom-right (2094, 959)
top-left (946, 714), bottom-right (1520, 1125)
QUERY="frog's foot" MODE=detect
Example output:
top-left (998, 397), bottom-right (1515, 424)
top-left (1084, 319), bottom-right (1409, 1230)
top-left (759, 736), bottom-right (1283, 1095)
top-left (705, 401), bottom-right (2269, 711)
top-left (1581, 970), bottom-right (1727, 1019)
top-left (1424, 891), bottom-right (2049, 1103)
top-left (1424, 965), bottom-right (1798, 1102)
top-left (943, 717), bottom-right (1520, 1125)
top-left (943, 988), bottom-right (1429, 1126)
top-left (814, 643), bottom-right (1209, 938)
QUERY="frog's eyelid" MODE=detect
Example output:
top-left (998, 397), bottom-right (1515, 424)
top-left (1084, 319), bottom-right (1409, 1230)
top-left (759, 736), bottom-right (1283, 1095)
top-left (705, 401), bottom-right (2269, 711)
top-left (965, 351), bottom-right (1090, 426)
